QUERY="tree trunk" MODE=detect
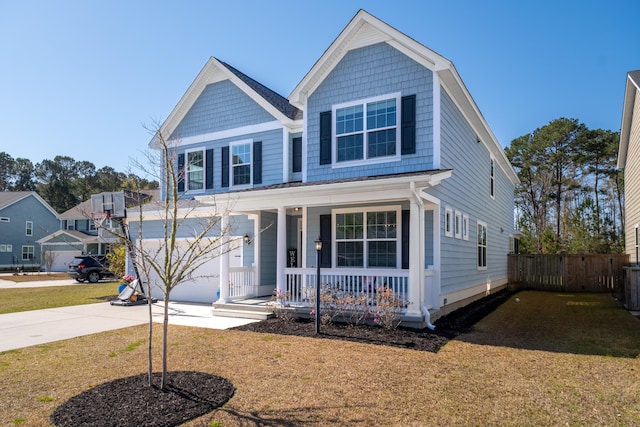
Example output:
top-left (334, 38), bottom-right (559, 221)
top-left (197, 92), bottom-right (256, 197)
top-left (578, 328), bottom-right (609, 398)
top-left (161, 297), bottom-right (169, 389)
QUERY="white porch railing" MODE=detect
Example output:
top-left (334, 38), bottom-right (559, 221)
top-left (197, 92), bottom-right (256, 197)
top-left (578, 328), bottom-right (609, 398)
top-left (228, 266), bottom-right (258, 299)
top-left (283, 268), bottom-right (410, 308)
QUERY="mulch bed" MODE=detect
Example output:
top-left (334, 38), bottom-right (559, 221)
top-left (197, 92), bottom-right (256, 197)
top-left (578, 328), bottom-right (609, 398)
top-left (50, 289), bottom-right (514, 426)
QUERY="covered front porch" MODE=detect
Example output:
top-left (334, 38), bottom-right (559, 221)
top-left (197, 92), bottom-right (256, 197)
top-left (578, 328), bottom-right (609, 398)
top-left (202, 170), bottom-right (450, 326)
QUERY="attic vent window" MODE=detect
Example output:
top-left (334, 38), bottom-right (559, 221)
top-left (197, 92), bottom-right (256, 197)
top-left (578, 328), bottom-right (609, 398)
top-left (0, 217), bottom-right (9, 222)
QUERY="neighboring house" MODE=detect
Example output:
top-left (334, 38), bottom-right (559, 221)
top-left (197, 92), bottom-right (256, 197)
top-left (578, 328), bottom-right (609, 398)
top-left (134, 10), bottom-right (519, 325)
top-left (617, 70), bottom-right (640, 264)
top-left (38, 190), bottom-right (158, 271)
top-left (0, 191), bottom-right (60, 271)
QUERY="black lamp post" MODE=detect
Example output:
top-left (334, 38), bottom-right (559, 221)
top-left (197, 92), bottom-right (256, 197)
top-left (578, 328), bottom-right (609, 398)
top-left (315, 237), bottom-right (322, 335)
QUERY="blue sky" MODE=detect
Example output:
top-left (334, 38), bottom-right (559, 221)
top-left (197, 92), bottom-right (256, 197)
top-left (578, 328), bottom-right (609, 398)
top-left (1, 0), bottom-right (638, 173)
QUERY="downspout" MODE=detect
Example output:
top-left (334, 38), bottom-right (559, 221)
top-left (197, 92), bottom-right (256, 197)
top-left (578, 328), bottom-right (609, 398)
top-left (410, 181), bottom-right (436, 330)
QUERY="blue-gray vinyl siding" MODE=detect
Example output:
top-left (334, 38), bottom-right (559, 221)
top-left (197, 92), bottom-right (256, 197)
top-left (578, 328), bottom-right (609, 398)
top-left (176, 127), bottom-right (283, 195)
top-left (171, 80), bottom-right (276, 139)
top-left (430, 88), bottom-right (514, 295)
top-left (306, 42), bottom-right (434, 182)
top-left (0, 196), bottom-right (59, 268)
top-left (128, 214), bottom-right (255, 268)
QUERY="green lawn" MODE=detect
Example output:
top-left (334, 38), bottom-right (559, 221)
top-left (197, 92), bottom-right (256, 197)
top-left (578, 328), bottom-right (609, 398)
top-left (0, 283), bottom-right (119, 314)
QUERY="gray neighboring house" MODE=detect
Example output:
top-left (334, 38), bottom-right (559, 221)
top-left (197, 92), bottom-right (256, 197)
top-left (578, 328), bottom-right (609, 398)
top-left (38, 190), bottom-right (158, 271)
top-left (0, 191), bottom-right (60, 271)
top-left (617, 70), bottom-right (640, 264)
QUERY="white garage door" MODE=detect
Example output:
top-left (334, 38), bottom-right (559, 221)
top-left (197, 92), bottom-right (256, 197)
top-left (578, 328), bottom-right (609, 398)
top-left (141, 237), bottom-right (242, 303)
top-left (50, 251), bottom-right (83, 272)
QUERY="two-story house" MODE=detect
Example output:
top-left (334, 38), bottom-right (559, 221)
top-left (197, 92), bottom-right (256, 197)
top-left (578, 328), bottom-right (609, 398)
top-left (0, 191), bottom-right (60, 271)
top-left (132, 10), bottom-right (519, 326)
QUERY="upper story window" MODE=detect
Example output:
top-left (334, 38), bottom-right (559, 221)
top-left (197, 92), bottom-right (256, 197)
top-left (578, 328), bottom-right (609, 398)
top-left (177, 148), bottom-right (213, 193)
top-left (231, 141), bottom-right (252, 186)
top-left (25, 221), bottom-right (33, 236)
top-left (186, 149), bottom-right (204, 191)
top-left (333, 93), bottom-right (401, 165)
top-left (0, 217), bottom-right (9, 222)
top-left (444, 206), bottom-right (453, 238)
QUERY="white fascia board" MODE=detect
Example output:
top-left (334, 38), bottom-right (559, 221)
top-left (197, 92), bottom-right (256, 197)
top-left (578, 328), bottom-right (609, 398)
top-left (168, 121), bottom-right (282, 147)
top-left (196, 170), bottom-right (452, 212)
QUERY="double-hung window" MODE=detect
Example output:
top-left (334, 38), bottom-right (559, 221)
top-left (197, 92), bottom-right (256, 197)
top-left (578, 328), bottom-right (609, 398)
top-left (25, 221), bottom-right (33, 236)
top-left (334, 207), bottom-right (399, 268)
top-left (334, 93), bottom-right (400, 164)
top-left (186, 149), bottom-right (204, 191)
top-left (231, 141), bottom-right (252, 186)
top-left (477, 221), bottom-right (487, 270)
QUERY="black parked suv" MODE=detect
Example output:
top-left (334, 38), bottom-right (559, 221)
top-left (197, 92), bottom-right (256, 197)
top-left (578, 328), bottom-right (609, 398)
top-left (68, 255), bottom-right (115, 283)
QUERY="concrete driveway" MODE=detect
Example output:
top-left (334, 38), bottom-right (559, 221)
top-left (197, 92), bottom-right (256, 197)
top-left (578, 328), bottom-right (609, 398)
top-left (0, 277), bottom-right (257, 352)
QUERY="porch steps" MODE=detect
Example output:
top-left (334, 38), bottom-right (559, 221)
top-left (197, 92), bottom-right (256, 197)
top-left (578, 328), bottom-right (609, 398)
top-left (212, 298), bottom-right (273, 321)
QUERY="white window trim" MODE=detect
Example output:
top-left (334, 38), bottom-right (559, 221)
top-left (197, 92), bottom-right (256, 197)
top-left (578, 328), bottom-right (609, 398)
top-left (185, 147), bottom-right (206, 193)
top-left (25, 221), bottom-right (33, 236)
top-left (454, 211), bottom-right (462, 239)
top-left (445, 206), bottom-right (453, 238)
top-left (635, 224), bottom-right (639, 264)
top-left (332, 92), bottom-right (402, 168)
top-left (332, 205), bottom-right (402, 269)
top-left (462, 214), bottom-right (469, 241)
top-left (230, 139), bottom-right (253, 189)
top-left (6, 244), bottom-right (12, 252)
top-left (22, 245), bottom-right (35, 261)
top-left (477, 220), bottom-right (488, 271)
top-left (0, 244), bottom-right (6, 252)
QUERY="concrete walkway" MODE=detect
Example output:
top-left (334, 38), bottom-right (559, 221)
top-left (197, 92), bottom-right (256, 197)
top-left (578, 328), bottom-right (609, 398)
top-left (0, 277), bottom-right (258, 352)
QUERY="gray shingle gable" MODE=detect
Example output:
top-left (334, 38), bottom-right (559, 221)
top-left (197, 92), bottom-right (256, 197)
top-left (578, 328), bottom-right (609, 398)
top-left (217, 59), bottom-right (303, 121)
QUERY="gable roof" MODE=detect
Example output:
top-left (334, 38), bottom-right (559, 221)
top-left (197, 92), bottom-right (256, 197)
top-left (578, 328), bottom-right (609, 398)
top-left (153, 57), bottom-right (302, 145)
top-left (617, 70), bottom-right (640, 170)
top-left (37, 229), bottom-right (95, 244)
top-left (0, 191), bottom-right (59, 217)
top-left (288, 9), bottom-right (519, 185)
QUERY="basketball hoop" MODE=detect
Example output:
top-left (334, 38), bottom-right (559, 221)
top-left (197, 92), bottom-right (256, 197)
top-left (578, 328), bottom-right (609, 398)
top-left (91, 211), bottom-right (110, 228)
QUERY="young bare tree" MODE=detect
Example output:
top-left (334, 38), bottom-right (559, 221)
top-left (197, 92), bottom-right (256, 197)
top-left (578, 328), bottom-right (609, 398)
top-left (128, 123), bottom-right (235, 389)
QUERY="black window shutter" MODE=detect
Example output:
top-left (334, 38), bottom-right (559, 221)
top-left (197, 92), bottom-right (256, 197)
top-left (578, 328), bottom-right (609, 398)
top-left (221, 146), bottom-right (229, 188)
top-left (253, 141), bottom-right (262, 184)
top-left (401, 94), bottom-right (416, 155)
top-left (402, 209), bottom-right (410, 269)
top-left (177, 153), bottom-right (185, 192)
top-left (319, 111), bottom-right (332, 165)
top-left (319, 214), bottom-right (332, 268)
top-left (205, 149), bottom-right (214, 189)
top-left (292, 137), bottom-right (302, 173)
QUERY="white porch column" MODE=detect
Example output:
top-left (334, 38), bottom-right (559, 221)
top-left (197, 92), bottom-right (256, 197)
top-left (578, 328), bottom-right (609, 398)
top-left (276, 206), bottom-right (287, 292)
top-left (408, 199), bottom-right (423, 315)
top-left (218, 212), bottom-right (230, 303)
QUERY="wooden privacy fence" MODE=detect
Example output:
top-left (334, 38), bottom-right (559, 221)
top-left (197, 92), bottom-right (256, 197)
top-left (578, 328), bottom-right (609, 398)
top-left (508, 254), bottom-right (629, 292)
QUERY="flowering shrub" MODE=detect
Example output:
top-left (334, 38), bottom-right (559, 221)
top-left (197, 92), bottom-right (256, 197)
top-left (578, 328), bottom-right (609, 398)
top-left (372, 286), bottom-right (406, 329)
top-left (122, 275), bottom-right (135, 284)
top-left (271, 282), bottom-right (408, 330)
top-left (268, 288), bottom-right (295, 322)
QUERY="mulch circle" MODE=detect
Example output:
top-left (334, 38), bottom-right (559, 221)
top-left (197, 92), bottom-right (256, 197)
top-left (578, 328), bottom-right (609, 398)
top-left (50, 371), bottom-right (235, 427)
